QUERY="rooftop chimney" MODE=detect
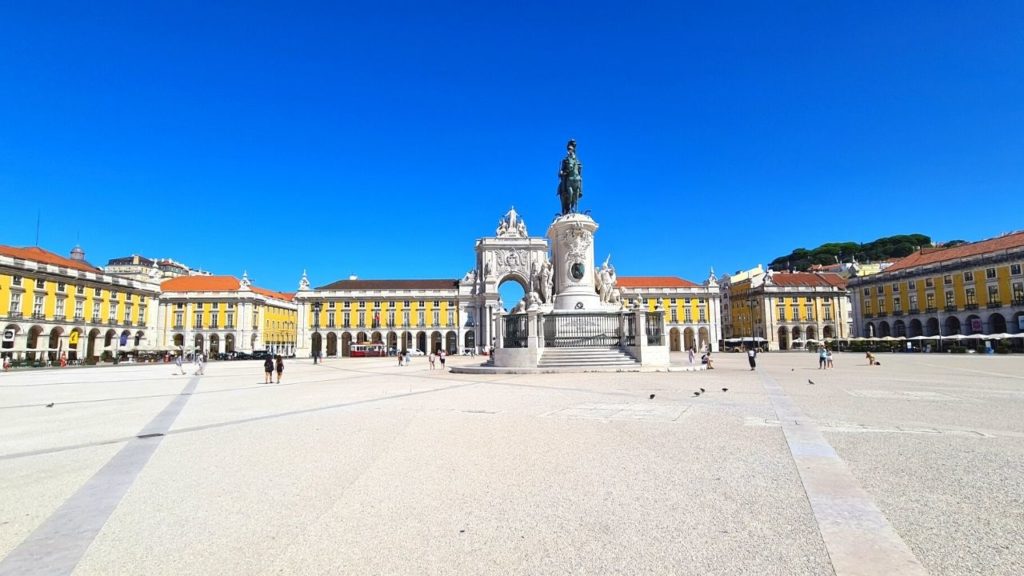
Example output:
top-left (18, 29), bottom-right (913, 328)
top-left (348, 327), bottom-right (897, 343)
top-left (70, 245), bottom-right (85, 261)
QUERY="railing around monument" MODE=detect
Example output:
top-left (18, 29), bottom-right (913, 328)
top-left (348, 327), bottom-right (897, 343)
top-left (542, 313), bottom-right (622, 348)
top-left (502, 314), bottom-right (529, 348)
top-left (646, 312), bottom-right (664, 345)
top-left (624, 314), bottom-right (637, 346)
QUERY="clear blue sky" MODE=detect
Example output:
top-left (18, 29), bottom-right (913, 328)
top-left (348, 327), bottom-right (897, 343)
top-left (2, 1), bottom-right (1021, 293)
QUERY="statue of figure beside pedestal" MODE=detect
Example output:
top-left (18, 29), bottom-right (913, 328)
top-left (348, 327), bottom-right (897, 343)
top-left (557, 139), bottom-right (583, 215)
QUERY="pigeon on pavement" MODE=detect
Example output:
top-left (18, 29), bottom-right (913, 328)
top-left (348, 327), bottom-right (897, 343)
top-left (649, 393), bottom-right (655, 400)
top-left (45, 403), bottom-right (54, 408)
top-left (700, 388), bottom-right (705, 393)
top-left (721, 388), bottom-right (728, 392)
top-left (808, 379), bottom-right (815, 385)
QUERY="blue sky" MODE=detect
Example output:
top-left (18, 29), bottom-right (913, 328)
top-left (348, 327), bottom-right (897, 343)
top-left (2, 1), bottom-right (1022, 295)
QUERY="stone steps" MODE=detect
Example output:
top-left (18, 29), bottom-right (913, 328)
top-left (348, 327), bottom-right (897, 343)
top-left (538, 347), bottom-right (639, 367)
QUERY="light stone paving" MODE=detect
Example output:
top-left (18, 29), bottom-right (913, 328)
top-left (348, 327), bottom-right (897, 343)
top-left (0, 352), bottom-right (1022, 575)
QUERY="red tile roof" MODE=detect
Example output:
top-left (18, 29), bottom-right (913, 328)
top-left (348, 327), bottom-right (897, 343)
top-left (0, 245), bottom-right (102, 273)
top-left (617, 276), bottom-right (699, 288)
top-left (318, 279), bottom-right (459, 290)
top-left (767, 272), bottom-right (847, 289)
top-left (881, 231), bottom-right (1024, 275)
top-left (161, 275), bottom-right (293, 301)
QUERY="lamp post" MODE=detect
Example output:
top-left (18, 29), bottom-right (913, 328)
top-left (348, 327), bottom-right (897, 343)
top-left (312, 301), bottom-right (322, 363)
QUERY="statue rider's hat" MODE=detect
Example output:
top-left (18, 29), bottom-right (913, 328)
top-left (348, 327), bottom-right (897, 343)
top-left (566, 139), bottom-right (576, 151)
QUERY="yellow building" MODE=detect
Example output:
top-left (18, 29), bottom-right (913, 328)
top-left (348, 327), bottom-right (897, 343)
top-left (722, 268), bottom-right (849, 350)
top-left (157, 273), bottom-right (297, 356)
top-left (295, 274), bottom-right (467, 357)
top-left (617, 274), bottom-right (722, 351)
top-left (849, 231), bottom-right (1024, 341)
top-left (0, 244), bottom-right (159, 364)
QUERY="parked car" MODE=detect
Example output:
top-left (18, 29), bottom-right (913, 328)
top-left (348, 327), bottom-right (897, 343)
top-left (233, 351), bottom-right (252, 360)
top-left (251, 350), bottom-right (270, 360)
top-left (409, 349), bottom-right (426, 356)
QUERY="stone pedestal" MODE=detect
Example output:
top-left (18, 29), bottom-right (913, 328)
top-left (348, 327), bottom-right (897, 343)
top-left (547, 214), bottom-right (602, 311)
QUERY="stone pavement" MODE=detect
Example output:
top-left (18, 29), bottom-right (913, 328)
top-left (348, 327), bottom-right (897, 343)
top-left (0, 352), bottom-right (1021, 575)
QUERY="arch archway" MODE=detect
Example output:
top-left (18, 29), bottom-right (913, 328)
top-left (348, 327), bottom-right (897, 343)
top-left (134, 330), bottom-right (144, 347)
top-left (669, 327), bottom-right (681, 352)
top-left (311, 333), bottom-right (322, 356)
top-left (778, 327), bottom-right (790, 350)
top-left (85, 329), bottom-right (100, 361)
top-left (822, 325), bottom-right (834, 340)
top-left (416, 332), bottom-right (427, 354)
top-left (1, 324), bottom-right (20, 355)
top-left (893, 320), bottom-right (906, 338)
top-left (68, 327), bottom-right (83, 360)
top-left (403, 332), bottom-right (413, 352)
top-left (209, 334), bottom-right (220, 354)
top-left (356, 332), bottom-right (368, 344)
top-left (225, 334), bottom-right (235, 353)
top-left (698, 327), bottom-right (710, 351)
top-left (387, 331), bottom-right (398, 352)
top-left (944, 316), bottom-right (962, 336)
top-left (878, 322), bottom-right (891, 337)
top-left (497, 275), bottom-right (528, 312)
top-left (908, 319), bottom-right (923, 338)
top-left (806, 326), bottom-right (818, 342)
top-left (194, 334), bottom-right (205, 355)
top-left (925, 318), bottom-right (939, 337)
top-left (965, 314), bottom-right (982, 334)
top-left (327, 332), bottom-right (338, 356)
top-left (173, 333), bottom-right (184, 347)
top-left (446, 331), bottom-right (457, 354)
top-left (683, 327), bottom-right (695, 351)
top-left (47, 326), bottom-right (64, 362)
top-left (371, 331), bottom-right (383, 344)
top-left (864, 322), bottom-right (875, 338)
top-left (27, 325), bottom-right (44, 361)
top-left (431, 331), bottom-right (443, 354)
top-left (464, 330), bottom-right (476, 352)
top-left (791, 326), bottom-right (803, 347)
top-left (988, 313), bottom-right (1007, 334)
top-left (342, 332), bottom-right (353, 356)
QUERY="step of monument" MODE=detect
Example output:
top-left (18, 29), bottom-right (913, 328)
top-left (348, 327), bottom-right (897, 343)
top-left (538, 347), bottom-right (639, 367)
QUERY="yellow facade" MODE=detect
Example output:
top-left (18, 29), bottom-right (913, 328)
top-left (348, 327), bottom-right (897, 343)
top-left (1, 245), bottom-right (158, 363)
top-left (311, 298), bottom-right (459, 330)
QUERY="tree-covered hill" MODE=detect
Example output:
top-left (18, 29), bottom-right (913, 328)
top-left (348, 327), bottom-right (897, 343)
top-left (768, 234), bottom-right (932, 271)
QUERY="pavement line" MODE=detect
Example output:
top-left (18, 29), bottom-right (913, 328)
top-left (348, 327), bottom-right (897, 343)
top-left (759, 372), bottom-right (930, 576)
top-left (0, 376), bottom-right (201, 576)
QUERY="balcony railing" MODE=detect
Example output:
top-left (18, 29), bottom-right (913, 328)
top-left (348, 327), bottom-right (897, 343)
top-left (945, 305), bottom-right (957, 312)
top-left (32, 312), bottom-right (46, 319)
top-left (965, 303), bottom-right (979, 310)
top-left (1014, 298), bottom-right (1024, 306)
top-left (173, 324), bottom-right (184, 330)
top-left (892, 310), bottom-right (904, 316)
top-left (925, 307), bottom-right (937, 313)
top-left (986, 301), bottom-right (1002, 309)
top-left (908, 308), bottom-right (920, 315)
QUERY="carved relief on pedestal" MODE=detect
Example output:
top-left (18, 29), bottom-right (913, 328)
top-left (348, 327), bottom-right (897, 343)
top-left (558, 225), bottom-right (593, 285)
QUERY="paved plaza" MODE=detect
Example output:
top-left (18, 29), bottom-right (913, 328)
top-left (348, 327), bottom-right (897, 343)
top-left (1, 352), bottom-right (1022, 575)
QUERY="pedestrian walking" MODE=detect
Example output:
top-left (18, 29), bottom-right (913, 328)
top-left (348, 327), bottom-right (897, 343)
top-left (398, 351), bottom-right (404, 366)
top-left (194, 353), bottom-right (205, 375)
top-left (404, 350), bottom-right (411, 366)
top-left (264, 355), bottom-right (274, 383)
top-left (438, 349), bottom-right (446, 369)
top-left (826, 349), bottom-right (834, 368)
top-left (818, 345), bottom-right (827, 369)
top-left (747, 347), bottom-right (757, 370)
top-left (428, 352), bottom-right (436, 370)
top-left (175, 354), bottom-right (186, 375)
top-left (687, 347), bottom-right (695, 365)
top-left (275, 355), bottom-right (284, 384)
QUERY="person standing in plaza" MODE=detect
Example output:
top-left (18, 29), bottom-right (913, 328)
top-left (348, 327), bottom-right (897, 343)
top-left (438, 348), bottom-right (446, 369)
top-left (194, 352), bottom-right (205, 376)
top-left (275, 355), bottom-right (284, 384)
top-left (175, 354), bottom-right (186, 375)
top-left (826, 348), bottom-right (834, 368)
top-left (687, 347), bottom-right (695, 366)
top-left (747, 346), bottom-right (757, 370)
top-left (428, 351), bottom-right (436, 370)
top-left (264, 355), bottom-right (274, 383)
top-left (818, 345), bottom-right (827, 369)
